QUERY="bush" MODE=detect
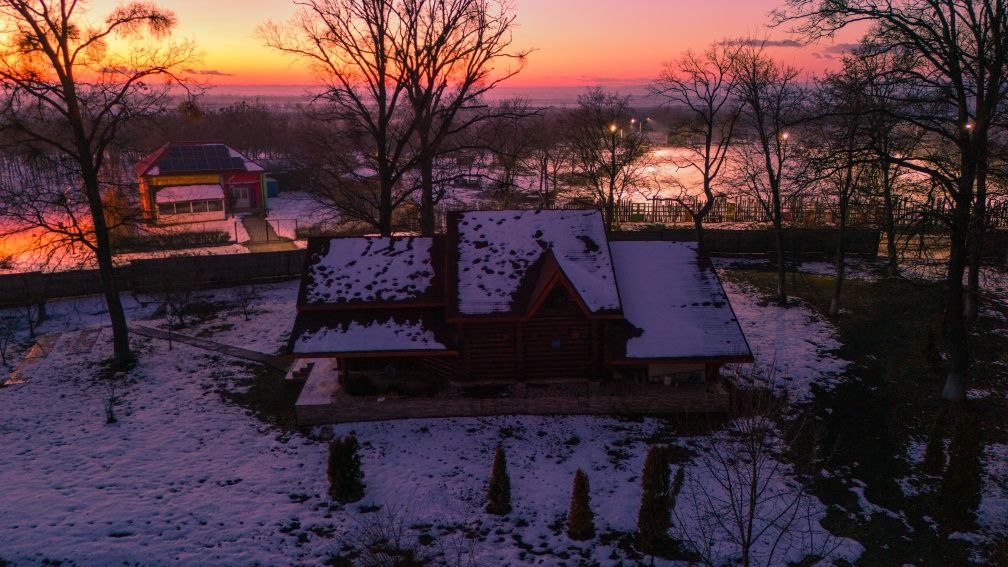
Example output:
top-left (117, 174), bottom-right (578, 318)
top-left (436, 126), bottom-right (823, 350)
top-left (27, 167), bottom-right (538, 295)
top-left (486, 445), bottom-right (511, 515)
top-left (112, 230), bottom-right (231, 253)
top-left (328, 434), bottom-right (365, 503)
top-left (636, 445), bottom-right (684, 555)
top-left (567, 469), bottom-right (595, 540)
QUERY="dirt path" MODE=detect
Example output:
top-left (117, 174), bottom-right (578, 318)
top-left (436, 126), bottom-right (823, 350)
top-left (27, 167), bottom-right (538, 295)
top-left (240, 216), bottom-right (298, 252)
top-left (129, 324), bottom-right (290, 371)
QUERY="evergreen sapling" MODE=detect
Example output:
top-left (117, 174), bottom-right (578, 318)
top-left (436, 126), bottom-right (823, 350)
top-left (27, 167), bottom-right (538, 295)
top-left (486, 445), bottom-right (511, 515)
top-left (328, 434), bottom-right (365, 503)
top-left (567, 469), bottom-right (595, 540)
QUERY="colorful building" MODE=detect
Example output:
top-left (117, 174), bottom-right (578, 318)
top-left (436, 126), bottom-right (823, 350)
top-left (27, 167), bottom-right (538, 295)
top-left (134, 142), bottom-right (267, 224)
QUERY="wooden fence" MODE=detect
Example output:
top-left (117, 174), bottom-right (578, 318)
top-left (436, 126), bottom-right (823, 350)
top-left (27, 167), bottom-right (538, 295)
top-left (424, 196), bottom-right (1008, 230)
top-left (610, 228), bottom-right (881, 258)
top-left (612, 196), bottom-right (1008, 229)
top-left (0, 250), bottom-right (306, 308)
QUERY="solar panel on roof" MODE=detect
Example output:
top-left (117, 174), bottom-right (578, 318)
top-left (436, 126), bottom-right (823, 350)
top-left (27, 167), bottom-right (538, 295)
top-left (154, 143), bottom-right (250, 173)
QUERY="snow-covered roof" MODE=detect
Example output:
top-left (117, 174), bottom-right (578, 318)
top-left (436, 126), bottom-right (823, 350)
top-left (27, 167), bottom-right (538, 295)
top-left (155, 184), bottom-right (225, 203)
top-left (303, 237), bottom-right (436, 306)
top-left (610, 241), bottom-right (751, 360)
top-left (291, 312), bottom-right (451, 354)
top-left (454, 210), bottom-right (620, 315)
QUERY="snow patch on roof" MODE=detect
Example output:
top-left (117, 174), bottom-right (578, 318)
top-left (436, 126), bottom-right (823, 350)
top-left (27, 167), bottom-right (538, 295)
top-left (228, 147), bottom-right (265, 172)
top-left (155, 184), bottom-right (224, 203)
top-left (293, 317), bottom-right (446, 353)
top-left (456, 210), bottom-right (620, 314)
top-left (305, 238), bottom-right (434, 305)
top-left (610, 241), bottom-right (750, 359)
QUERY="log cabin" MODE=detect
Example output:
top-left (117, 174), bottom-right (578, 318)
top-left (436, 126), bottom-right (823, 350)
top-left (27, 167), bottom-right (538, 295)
top-left (288, 210), bottom-right (752, 408)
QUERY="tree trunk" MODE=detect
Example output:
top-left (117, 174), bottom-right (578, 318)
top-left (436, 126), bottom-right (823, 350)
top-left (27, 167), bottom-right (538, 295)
top-left (84, 172), bottom-right (132, 369)
top-left (419, 152), bottom-right (436, 236)
top-left (830, 211), bottom-right (848, 318)
top-left (881, 161), bottom-right (899, 277)
top-left (606, 178), bottom-right (616, 232)
top-left (774, 223), bottom-right (787, 304)
top-left (942, 195), bottom-right (972, 401)
top-left (693, 217), bottom-right (706, 255)
top-left (771, 185), bottom-right (787, 304)
top-left (965, 154), bottom-right (987, 324)
top-left (378, 178), bottom-right (393, 236)
top-left (693, 187), bottom-right (715, 255)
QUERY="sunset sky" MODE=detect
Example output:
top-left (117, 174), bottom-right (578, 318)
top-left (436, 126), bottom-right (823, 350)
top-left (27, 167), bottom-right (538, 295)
top-left (89, 0), bottom-right (865, 92)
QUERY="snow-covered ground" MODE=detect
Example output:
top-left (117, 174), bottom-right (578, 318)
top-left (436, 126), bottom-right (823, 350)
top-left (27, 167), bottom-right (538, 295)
top-left (721, 280), bottom-right (850, 404)
top-left (0, 279), bottom-right (865, 565)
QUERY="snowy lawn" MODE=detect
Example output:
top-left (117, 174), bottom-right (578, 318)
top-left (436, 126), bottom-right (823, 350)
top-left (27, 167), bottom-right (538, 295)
top-left (720, 279), bottom-right (849, 404)
top-left (0, 280), bottom-right (862, 565)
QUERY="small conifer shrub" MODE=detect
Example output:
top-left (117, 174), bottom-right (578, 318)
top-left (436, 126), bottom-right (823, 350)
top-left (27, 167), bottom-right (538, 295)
top-left (486, 445), bottom-right (511, 515)
top-left (567, 469), bottom-right (595, 540)
top-left (328, 434), bottom-right (365, 503)
top-left (636, 445), bottom-right (684, 555)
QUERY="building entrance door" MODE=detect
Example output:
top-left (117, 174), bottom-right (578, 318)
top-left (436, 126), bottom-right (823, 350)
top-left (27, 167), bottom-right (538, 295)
top-left (232, 186), bottom-right (250, 209)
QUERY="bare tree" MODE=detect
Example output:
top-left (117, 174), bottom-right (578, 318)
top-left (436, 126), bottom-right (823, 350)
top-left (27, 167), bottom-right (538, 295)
top-left (261, 1), bottom-right (420, 236)
top-left (731, 43), bottom-right (806, 304)
top-left (844, 47), bottom-right (923, 278)
top-left (261, 0), bottom-right (528, 236)
top-left (808, 65), bottom-right (874, 318)
top-left (0, 152), bottom-right (137, 272)
top-left (777, 0), bottom-right (1008, 400)
top-left (395, 0), bottom-right (529, 235)
top-left (0, 0), bottom-right (199, 368)
top-left (478, 98), bottom-right (539, 207)
top-left (0, 312), bottom-right (18, 368)
top-left (651, 42), bottom-right (741, 252)
top-left (673, 392), bottom-right (839, 567)
top-left (567, 88), bottom-right (650, 231)
top-left (523, 110), bottom-right (573, 208)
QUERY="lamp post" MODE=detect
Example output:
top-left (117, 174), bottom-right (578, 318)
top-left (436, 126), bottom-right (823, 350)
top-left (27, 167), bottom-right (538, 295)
top-left (607, 123), bottom-right (620, 229)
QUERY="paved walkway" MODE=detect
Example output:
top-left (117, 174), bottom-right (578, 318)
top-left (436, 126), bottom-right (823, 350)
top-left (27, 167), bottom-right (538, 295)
top-left (240, 216), bottom-right (299, 253)
top-left (129, 324), bottom-right (290, 371)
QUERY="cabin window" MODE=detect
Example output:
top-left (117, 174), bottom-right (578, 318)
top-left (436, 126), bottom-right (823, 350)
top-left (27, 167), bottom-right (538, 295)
top-left (543, 286), bottom-right (571, 311)
top-left (649, 369), bottom-right (704, 386)
top-left (157, 199), bottom-right (224, 216)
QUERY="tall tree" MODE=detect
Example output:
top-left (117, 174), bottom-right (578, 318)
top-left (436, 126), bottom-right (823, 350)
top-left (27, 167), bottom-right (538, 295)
top-left (479, 98), bottom-right (538, 207)
top-left (0, 0), bottom-right (198, 368)
top-left (395, 0), bottom-right (528, 235)
top-left (567, 87), bottom-right (650, 231)
top-left (651, 42), bottom-right (741, 252)
top-left (844, 47), bottom-right (922, 278)
top-left (523, 110), bottom-right (572, 209)
top-left (261, 0), bottom-right (527, 236)
top-left (261, 0), bottom-right (419, 236)
top-left (731, 42), bottom-right (806, 304)
top-left (777, 0), bottom-right (1008, 400)
top-left (808, 67), bottom-right (871, 318)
